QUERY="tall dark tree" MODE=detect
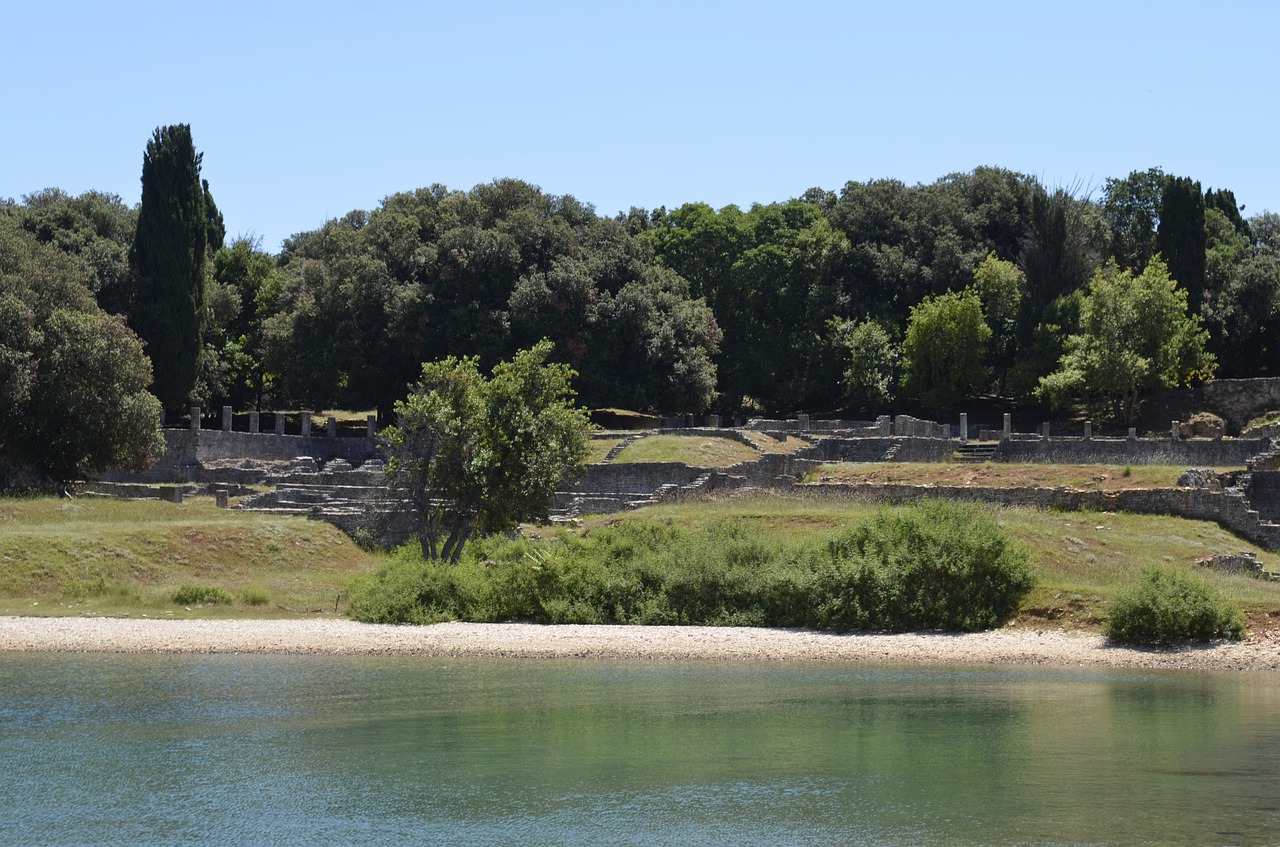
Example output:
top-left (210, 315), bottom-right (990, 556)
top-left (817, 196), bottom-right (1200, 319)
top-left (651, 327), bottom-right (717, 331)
top-left (202, 178), bottom-right (225, 253)
top-left (1158, 176), bottom-right (1207, 313)
top-left (128, 124), bottom-right (208, 411)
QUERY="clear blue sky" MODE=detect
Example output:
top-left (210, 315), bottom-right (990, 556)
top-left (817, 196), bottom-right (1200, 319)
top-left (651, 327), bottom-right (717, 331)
top-left (7, 0), bottom-right (1277, 252)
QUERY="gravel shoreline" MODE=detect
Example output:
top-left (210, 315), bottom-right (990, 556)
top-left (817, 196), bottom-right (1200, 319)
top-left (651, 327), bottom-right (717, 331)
top-left (1, 616), bottom-right (1277, 671)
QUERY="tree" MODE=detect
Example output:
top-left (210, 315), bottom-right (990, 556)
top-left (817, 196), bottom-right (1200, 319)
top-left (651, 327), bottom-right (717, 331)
top-left (972, 252), bottom-right (1023, 390)
top-left (200, 238), bottom-right (287, 409)
top-left (1102, 167), bottom-right (1166, 272)
top-left (0, 224), bottom-right (163, 486)
top-left (831, 318), bottom-right (897, 415)
top-left (382, 340), bottom-right (591, 562)
top-left (900, 289), bottom-right (991, 415)
top-left (1037, 257), bottom-right (1213, 423)
top-left (5, 189), bottom-right (137, 305)
top-left (128, 124), bottom-right (209, 411)
top-left (1157, 176), bottom-right (1206, 313)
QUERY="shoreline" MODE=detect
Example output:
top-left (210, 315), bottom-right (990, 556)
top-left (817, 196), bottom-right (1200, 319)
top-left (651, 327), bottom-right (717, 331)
top-left (1, 616), bottom-right (1277, 671)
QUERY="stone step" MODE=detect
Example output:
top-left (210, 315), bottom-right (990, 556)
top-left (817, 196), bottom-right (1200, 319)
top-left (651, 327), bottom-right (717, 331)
top-left (953, 443), bottom-right (999, 463)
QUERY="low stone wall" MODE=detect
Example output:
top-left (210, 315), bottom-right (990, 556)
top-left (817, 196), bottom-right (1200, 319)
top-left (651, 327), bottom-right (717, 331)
top-left (805, 437), bottom-right (955, 463)
top-left (996, 437), bottom-right (1267, 466)
top-left (105, 430), bottom-right (380, 483)
top-left (569, 462), bottom-right (706, 495)
top-left (797, 482), bottom-right (1280, 550)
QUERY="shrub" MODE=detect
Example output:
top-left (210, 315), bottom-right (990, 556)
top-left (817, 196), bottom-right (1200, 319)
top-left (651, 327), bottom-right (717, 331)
top-left (172, 583), bottom-right (234, 605)
top-left (1104, 566), bottom-right (1245, 646)
top-left (346, 502), bottom-right (1034, 633)
top-left (813, 500), bottom-right (1035, 632)
top-left (346, 547), bottom-right (460, 624)
top-left (238, 585), bottom-right (271, 606)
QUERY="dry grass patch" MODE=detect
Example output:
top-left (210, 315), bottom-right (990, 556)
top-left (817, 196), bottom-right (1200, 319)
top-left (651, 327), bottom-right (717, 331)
top-left (612, 434), bottom-right (760, 467)
top-left (0, 496), bottom-right (381, 618)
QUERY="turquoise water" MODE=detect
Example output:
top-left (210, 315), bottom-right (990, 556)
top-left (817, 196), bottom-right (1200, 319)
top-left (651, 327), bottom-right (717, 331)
top-left (1, 655), bottom-right (1278, 846)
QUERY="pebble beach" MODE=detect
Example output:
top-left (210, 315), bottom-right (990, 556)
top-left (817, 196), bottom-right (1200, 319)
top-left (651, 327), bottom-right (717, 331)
top-left (1, 616), bottom-right (1277, 671)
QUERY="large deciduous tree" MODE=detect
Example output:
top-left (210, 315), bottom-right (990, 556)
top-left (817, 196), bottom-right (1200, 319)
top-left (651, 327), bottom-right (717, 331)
top-left (128, 124), bottom-right (209, 411)
top-left (0, 224), bottom-right (164, 487)
top-left (900, 289), bottom-right (991, 415)
top-left (1036, 257), bottom-right (1213, 423)
top-left (382, 340), bottom-right (591, 563)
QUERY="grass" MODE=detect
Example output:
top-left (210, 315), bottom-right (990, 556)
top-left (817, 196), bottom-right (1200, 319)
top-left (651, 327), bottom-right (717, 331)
top-left (2, 491), bottom-right (1278, 635)
top-left (0, 496), bottom-right (379, 618)
top-left (744, 433), bottom-right (811, 454)
top-left (809, 462), bottom-right (1237, 490)
top-left (587, 438), bottom-right (621, 464)
top-left (612, 434), bottom-right (763, 466)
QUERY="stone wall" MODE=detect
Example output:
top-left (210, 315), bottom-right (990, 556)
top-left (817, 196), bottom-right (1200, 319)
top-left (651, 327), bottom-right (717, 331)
top-left (569, 462), bottom-right (706, 495)
top-left (995, 436), bottom-right (1267, 466)
top-left (1199, 378), bottom-right (1280, 432)
top-left (104, 429), bottom-right (379, 483)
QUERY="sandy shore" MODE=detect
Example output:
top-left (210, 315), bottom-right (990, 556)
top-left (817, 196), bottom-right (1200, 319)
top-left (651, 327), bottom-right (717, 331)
top-left (0, 616), bottom-right (1276, 671)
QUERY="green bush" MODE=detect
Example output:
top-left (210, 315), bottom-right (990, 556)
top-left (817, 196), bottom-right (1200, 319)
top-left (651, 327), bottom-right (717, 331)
top-left (346, 548), bottom-right (460, 624)
top-left (172, 583), bottom-right (234, 605)
top-left (1104, 566), bottom-right (1245, 646)
top-left (347, 502), bottom-right (1035, 633)
top-left (812, 500), bottom-right (1035, 632)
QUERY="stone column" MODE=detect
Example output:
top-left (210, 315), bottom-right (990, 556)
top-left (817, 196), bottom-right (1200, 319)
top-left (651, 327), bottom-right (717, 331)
top-left (222, 406), bottom-right (233, 432)
top-left (797, 414), bottom-right (810, 431)
top-left (190, 407), bottom-right (201, 430)
top-left (1002, 413), bottom-right (1012, 441)
top-left (275, 414), bottom-right (285, 436)
top-left (1042, 422), bottom-right (1051, 441)
top-left (1128, 427), bottom-right (1137, 440)
top-left (327, 416), bottom-right (337, 437)
top-left (367, 415), bottom-right (377, 438)
top-left (159, 409), bottom-right (166, 428)
top-left (878, 415), bottom-right (891, 436)
top-left (959, 413), bottom-right (968, 443)
top-left (249, 411), bottom-right (260, 434)
top-left (1172, 421), bottom-right (1180, 441)
top-left (215, 490), bottom-right (229, 509)
top-left (1083, 421), bottom-right (1092, 440)
top-left (300, 411), bottom-right (311, 438)
top-left (707, 414), bottom-right (721, 429)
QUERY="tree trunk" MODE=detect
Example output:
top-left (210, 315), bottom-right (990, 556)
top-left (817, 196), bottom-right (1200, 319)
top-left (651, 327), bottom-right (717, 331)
top-left (440, 516), bottom-right (473, 564)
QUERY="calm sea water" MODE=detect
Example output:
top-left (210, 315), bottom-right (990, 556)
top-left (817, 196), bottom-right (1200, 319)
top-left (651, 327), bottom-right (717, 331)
top-left (1, 654), bottom-right (1277, 846)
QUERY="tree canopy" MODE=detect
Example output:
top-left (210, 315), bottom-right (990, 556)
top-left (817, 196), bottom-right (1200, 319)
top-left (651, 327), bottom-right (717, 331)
top-left (1037, 257), bottom-right (1213, 423)
top-left (10, 156), bottom-right (1280, 427)
top-left (0, 223), bottom-right (163, 486)
top-left (900, 289), bottom-right (991, 416)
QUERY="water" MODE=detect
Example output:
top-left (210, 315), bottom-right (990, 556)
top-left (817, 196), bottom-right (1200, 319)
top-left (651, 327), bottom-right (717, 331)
top-left (2, 655), bottom-right (1278, 846)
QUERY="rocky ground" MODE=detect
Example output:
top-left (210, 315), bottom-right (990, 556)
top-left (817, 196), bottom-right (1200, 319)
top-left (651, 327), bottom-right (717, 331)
top-left (1, 617), bottom-right (1276, 671)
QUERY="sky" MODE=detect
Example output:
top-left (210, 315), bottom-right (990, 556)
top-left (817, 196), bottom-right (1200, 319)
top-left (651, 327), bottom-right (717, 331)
top-left (6, 0), bottom-right (1278, 252)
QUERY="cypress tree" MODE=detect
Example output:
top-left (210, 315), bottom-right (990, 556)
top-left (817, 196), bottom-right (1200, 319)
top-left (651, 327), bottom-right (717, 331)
top-left (1157, 176), bottom-right (1207, 314)
top-left (128, 124), bottom-right (208, 411)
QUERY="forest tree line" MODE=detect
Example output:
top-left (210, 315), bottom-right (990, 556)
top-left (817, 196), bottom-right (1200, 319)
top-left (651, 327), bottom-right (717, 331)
top-left (4, 125), bottom-right (1280, 482)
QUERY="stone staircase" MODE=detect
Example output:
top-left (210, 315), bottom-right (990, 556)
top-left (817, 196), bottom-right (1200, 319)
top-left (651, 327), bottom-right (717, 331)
top-left (953, 442), bottom-right (1000, 463)
top-left (601, 433), bottom-right (646, 463)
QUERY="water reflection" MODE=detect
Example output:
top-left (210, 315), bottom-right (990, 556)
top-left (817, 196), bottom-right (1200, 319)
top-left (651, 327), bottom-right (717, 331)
top-left (1, 655), bottom-right (1276, 846)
